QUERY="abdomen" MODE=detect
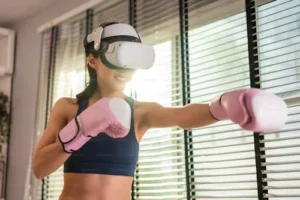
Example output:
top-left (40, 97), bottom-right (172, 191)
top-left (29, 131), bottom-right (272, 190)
top-left (60, 173), bottom-right (133, 200)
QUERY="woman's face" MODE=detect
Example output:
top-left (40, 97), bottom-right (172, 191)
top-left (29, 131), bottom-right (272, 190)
top-left (87, 55), bottom-right (135, 92)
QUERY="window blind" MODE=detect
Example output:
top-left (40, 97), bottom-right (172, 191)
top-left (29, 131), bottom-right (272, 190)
top-left (257, 0), bottom-right (300, 99)
top-left (255, 0), bottom-right (300, 199)
top-left (130, 0), bottom-right (186, 199)
top-left (261, 104), bottom-right (300, 200)
top-left (51, 14), bottom-right (87, 104)
top-left (93, 0), bottom-right (129, 27)
top-left (186, 0), bottom-right (258, 199)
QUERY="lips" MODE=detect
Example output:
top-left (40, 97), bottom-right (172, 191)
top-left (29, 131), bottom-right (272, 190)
top-left (115, 76), bottom-right (128, 82)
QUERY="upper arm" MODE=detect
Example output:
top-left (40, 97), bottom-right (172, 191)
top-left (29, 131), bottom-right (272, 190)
top-left (140, 102), bottom-right (217, 130)
top-left (141, 102), bottom-right (185, 129)
top-left (34, 98), bottom-right (71, 154)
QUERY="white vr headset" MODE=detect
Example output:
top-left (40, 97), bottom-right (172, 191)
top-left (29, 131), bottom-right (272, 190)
top-left (85, 22), bottom-right (155, 70)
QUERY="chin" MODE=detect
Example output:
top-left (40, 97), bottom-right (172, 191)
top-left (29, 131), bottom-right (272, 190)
top-left (110, 79), bottom-right (130, 92)
top-left (113, 84), bottom-right (127, 92)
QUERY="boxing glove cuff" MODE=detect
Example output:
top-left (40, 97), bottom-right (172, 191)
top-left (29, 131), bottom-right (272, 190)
top-left (58, 117), bottom-right (91, 153)
top-left (209, 94), bottom-right (229, 121)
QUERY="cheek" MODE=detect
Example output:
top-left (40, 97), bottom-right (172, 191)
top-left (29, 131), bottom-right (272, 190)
top-left (97, 65), bottom-right (115, 80)
top-left (129, 71), bottom-right (136, 80)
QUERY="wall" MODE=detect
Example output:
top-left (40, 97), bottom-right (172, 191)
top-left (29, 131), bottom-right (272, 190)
top-left (0, 77), bottom-right (11, 97)
top-left (5, 0), bottom-right (88, 199)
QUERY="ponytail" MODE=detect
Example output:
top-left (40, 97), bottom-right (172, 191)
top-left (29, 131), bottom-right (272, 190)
top-left (76, 76), bottom-right (98, 101)
top-left (76, 41), bottom-right (100, 101)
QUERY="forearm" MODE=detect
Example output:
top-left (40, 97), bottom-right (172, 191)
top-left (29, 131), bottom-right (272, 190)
top-left (177, 103), bottom-right (218, 129)
top-left (32, 140), bottom-right (71, 179)
top-left (144, 89), bottom-right (287, 132)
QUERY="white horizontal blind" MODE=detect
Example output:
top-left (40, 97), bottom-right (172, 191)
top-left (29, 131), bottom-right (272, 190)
top-left (257, 0), bottom-right (300, 99)
top-left (187, 0), bottom-right (258, 199)
top-left (256, 0), bottom-right (300, 199)
top-left (130, 0), bottom-right (186, 199)
top-left (42, 13), bottom-right (87, 200)
top-left (93, 0), bottom-right (129, 27)
top-left (51, 14), bottom-right (87, 104)
top-left (261, 104), bottom-right (300, 199)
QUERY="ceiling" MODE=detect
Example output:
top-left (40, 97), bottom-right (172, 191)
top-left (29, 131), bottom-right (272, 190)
top-left (0, 0), bottom-right (59, 25)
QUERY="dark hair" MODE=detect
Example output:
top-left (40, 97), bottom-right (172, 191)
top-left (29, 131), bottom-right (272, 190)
top-left (76, 41), bottom-right (100, 101)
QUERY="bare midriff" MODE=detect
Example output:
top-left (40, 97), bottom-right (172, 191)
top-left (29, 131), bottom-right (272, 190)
top-left (59, 173), bottom-right (133, 200)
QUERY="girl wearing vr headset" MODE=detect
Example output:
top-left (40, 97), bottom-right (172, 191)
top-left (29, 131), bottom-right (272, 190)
top-left (33, 22), bottom-right (288, 200)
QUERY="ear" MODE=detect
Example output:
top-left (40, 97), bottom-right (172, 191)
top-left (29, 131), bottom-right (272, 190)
top-left (87, 54), bottom-right (98, 69)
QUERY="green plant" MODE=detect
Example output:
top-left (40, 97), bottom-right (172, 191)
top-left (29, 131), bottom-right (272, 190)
top-left (0, 92), bottom-right (10, 138)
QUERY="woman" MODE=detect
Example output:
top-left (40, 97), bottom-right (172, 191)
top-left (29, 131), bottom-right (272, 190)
top-left (32, 22), bottom-right (287, 200)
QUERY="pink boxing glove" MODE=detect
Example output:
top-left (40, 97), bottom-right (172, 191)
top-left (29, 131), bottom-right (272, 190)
top-left (209, 88), bottom-right (288, 132)
top-left (58, 97), bottom-right (131, 153)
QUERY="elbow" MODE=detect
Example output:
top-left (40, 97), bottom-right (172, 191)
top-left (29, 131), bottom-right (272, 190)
top-left (32, 158), bottom-right (49, 179)
top-left (33, 173), bottom-right (44, 180)
top-left (177, 118), bottom-right (194, 130)
top-left (178, 124), bottom-right (194, 130)
top-left (32, 164), bottom-right (45, 180)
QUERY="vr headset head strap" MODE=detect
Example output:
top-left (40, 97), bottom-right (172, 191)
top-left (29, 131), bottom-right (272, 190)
top-left (84, 22), bottom-right (141, 51)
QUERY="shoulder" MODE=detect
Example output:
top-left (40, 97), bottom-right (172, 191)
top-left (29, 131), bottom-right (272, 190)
top-left (53, 97), bottom-right (77, 109)
top-left (134, 101), bottom-right (163, 121)
top-left (134, 101), bottom-right (162, 111)
top-left (132, 101), bottom-right (162, 137)
top-left (51, 97), bottom-right (79, 122)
